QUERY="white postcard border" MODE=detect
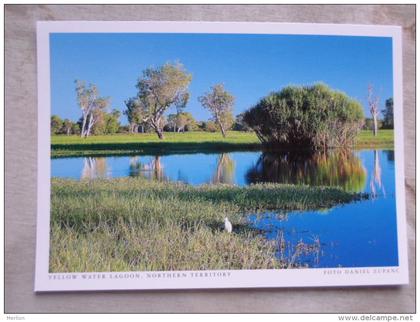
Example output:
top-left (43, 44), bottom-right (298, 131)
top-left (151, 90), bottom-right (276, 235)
top-left (35, 21), bottom-right (408, 292)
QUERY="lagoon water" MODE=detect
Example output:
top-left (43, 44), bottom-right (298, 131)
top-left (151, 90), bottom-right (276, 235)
top-left (52, 149), bottom-right (398, 268)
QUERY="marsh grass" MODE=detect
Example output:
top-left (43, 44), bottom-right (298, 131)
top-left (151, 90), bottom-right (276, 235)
top-left (50, 177), bottom-right (367, 272)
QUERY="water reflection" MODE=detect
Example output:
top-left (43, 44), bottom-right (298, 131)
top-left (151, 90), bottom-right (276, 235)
top-left (385, 150), bottom-right (395, 162)
top-left (52, 149), bottom-right (397, 267)
top-left (81, 157), bottom-right (109, 179)
top-left (370, 150), bottom-right (385, 198)
top-left (247, 149), bottom-right (398, 268)
top-left (246, 150), bottom-right (367, 192)
top-left (128, 156), bottom-right (167, 181)
top-left (128, 156), bottom-right (142, 177)
top-left (212, 153), bottom-right (235, 184)
top-left (127, 153), bottom-right (236, 185)
top-left (58, 149), bottom-right (371, 191)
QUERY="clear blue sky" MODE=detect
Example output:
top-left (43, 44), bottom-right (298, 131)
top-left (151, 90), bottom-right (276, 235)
top-left (50, 33), bottom-right (393, 124)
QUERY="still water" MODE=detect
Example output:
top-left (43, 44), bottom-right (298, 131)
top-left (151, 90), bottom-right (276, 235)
top-left (52, 149), bottom-right (398, 268)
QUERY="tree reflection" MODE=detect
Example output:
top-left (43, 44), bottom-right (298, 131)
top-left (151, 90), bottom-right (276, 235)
top-left (151, 156), bottom-right (165, 181)
top-left (128, 156), bottom-right (166, 181)
top-left (385, 150), bottom-right (394, 162)
top-left (370, 150), bottom-right (385, 198)
top-left (212, 153), bottom-right (235, 184)
top-left (81, 157), bottom-right (108, 179)
top-left (246, 150), bottom-right (367, 192)
top-left (128, 156), bottom-right (146, 177)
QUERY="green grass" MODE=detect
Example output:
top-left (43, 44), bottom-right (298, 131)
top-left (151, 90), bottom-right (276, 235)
top-left (50, 177), bottom-right (367, 272)
top-left (52, 131), bottom-right (261, 145)
top-left (51, 130), bottom-right (394, 158)
top-left (355, 129), bottom-right (394, 148)
top-left (51, 131), bottom-right (261, 157)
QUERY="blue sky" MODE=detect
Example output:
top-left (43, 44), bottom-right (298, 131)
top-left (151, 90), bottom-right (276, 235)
top-left (50, 33), bottom-right (393, 124)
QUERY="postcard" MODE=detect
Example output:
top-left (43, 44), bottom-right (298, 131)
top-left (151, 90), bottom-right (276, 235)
top-left (35, 21), bottom-right (408, 291)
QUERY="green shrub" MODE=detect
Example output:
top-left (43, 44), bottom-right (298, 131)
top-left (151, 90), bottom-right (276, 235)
top-left (243, 84), bottom-right (364, 149)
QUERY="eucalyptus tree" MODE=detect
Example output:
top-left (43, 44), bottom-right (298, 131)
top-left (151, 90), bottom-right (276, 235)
top-left (51, 115), bottom-right (63, 135)
top-left (198, 84), bottom-right (235, 138)
top-left (135, 62), bottom-right (192, 139)
top-left (177, 112), bottom-right (196, 132)
top-left (176, 113), bottom-right (189, 132)
top-left (107, 110), bottom-right (122, 134)
top-left (166, 114), bottom-right (178, 132)
top-left (62, 119), bottom-right (73, 135)
top-left (166, 112), bottom-right (196, 132)
top-left (75, 80), bottom-right (110, 138)
top-left (367, 84), bottom-right (380, 136)
top-left (93, 109), bottom-right (121, 135)
top-left (124, 97), bottom-right (146, 133)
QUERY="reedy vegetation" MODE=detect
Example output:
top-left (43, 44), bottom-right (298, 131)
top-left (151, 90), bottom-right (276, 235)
top-left (50, 178), bottom-right (367, 272)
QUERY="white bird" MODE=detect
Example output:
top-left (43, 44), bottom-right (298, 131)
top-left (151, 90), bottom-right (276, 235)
top-left (224, 217), bottom-right (232, 233)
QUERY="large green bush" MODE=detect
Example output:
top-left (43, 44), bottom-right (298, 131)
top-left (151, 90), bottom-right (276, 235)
top-left (243, 84), bottom-right (364, 149)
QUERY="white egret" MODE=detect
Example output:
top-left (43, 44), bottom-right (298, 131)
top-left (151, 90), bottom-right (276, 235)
top-left (224, 217), bottom-right (232, 233)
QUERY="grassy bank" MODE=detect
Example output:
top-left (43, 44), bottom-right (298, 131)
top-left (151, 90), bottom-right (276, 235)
top-left (50, 177), bottom-right (367, 272)
top-left (51, 131), bottom-right (260, 158)
top-left (51, 130), bottom-right (394, 158)
top-left (355, 129), bottom-right (394, 148)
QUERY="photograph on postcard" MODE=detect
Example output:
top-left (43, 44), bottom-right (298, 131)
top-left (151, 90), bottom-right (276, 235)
top-left (35, 22), bottom-right (408, 291)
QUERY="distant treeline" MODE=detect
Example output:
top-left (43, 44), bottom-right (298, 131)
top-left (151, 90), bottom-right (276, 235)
top-left (52, 61), bottom-right (394, 150)
top-left (51, 111), bottom-right (252, 136)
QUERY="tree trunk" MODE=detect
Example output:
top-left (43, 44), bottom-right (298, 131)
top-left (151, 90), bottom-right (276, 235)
top-left (80, 114), bottom-right (87, 138)
top-left (372, 114), bottom-right (378, 136)
top-left (86, 113), bottom-right (95, 137)
top-left (219, 122), bottom-right (226, 138)
top-left (368, 85), bottom-right (379, 137)
top-left (151, 118), bottom-right (164, 139)
top-left (156, 128), bottom-right (164, 139)
top-left (152, 123), bottom-right (164, 139)
top-left (131, 124), bottom-right (139, 134)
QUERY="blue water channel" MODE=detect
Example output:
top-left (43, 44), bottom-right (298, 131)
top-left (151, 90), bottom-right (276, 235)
top-left (52, 149), bottom-right (398, 268)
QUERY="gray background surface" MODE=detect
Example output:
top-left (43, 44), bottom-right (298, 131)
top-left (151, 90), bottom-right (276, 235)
top-left (5, 4), bottom-right (415, 313)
